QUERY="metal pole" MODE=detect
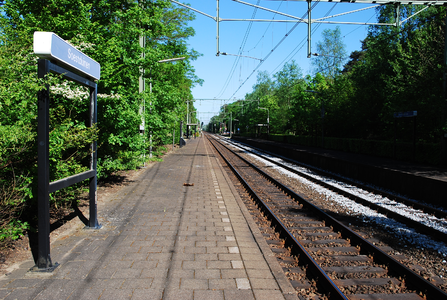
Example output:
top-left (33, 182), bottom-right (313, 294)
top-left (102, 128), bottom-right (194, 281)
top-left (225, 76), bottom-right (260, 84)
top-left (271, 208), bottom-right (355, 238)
top-left (394, 118), bottom-right (397, 158)
top-left (442, 13), bottom-right (447, 164)
top-left (321, 99), bottom-right (325, 148)
top-left (149, 79), bottom-right (152, 158)
top-left (413, 116), bottom-right (416, 161)
top-left (186, 100), bottom-right (189, 139)
top-left (36, 59), bottom-right (54, 270)
top-left (173, 128), bottom-right (175, 150)
top-left (180, 121), bottom-right (184, 148)
top-left (216, 0), bottom-right (220, 55)
top-left (267, 109), bottom-right (270, 135)
top-left (307, 0), bottom-right (312, 58)
top-left (148, 57), bottom-right (184, 156)
top-left (139, 34), bottom-right (146, 165)
top-left (230, 112), bottom-right (232, 138)
top-left (89, 85), bottom-right (100, 229)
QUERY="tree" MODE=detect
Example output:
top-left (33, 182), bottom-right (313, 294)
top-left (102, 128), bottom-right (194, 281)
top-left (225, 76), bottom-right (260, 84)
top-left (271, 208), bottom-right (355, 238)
top-left (0, 0), bottom-right (200, 244)
top-left (349, 5), bottom-right (446, 141)
top-left (311, 27), bottom-right (347, 79)
top-left (272, 61), bottom-right (305, 132)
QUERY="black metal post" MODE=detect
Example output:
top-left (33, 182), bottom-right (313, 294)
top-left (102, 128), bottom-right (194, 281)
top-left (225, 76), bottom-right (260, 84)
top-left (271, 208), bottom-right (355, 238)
top-left (180, 121), bottom-right (183, 139)
top-left (34, 59), bottom-right (100, 271)
top-left (442, 13), bottom-right (447, 164)
top-left (36, 59), bottom-right (56, 270)
top-left (180, 121), bottom-right (184, 148)
top-left (321, 99), bottom-right (325, 148)
top-left (89, 85), bottom-right (100, 228)
top-left (394, 118), bottom-right (397, 158)
top-left (413, 116), bottom-right (417, 161)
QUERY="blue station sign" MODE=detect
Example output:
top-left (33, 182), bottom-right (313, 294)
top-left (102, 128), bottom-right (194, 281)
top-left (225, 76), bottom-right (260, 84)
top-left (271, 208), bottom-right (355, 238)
top-left (33, 32), bottom-right (100, 80)
top-left (393, 111), bottom-right (417, 118)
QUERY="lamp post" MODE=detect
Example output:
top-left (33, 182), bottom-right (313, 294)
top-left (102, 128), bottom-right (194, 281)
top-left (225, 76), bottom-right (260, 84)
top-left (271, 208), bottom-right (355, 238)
top-left (229, 111), bottom-right (232, 138)
top-left (189, 110), bottom-right (197, 138)
top-left (305, 90), bottom-right (324, 147)
top-left (140, 56), bottom-right (185, 161)
top-left (186, 99), bottom-right (196, 139)
top-left (259, 107), bottom-right (269, 135)
top-left (233, 119), bottom-right (239, 135)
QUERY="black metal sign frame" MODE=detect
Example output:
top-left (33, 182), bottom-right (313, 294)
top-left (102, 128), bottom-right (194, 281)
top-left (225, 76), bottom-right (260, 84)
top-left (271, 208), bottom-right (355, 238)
top-left (35, 59), bottom-right (100, 271)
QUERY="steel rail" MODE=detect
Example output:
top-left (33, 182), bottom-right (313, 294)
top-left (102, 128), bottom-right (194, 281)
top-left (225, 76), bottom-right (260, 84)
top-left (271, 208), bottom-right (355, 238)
top-left (224, 139), bottom-right (447, 243)
top-left (229, 139), bottom-right (447, 219)
top-left (210, 134), bottom-right (447, 300)
top-left (207, 135), bottom-right (348, 300)
top-left (230, 139), bottom-right (447, 219)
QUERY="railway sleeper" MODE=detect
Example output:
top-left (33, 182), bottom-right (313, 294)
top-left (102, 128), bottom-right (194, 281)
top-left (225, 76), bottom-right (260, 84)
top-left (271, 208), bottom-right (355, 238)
top-left (290, 221), bottom-right (324, 227)
top-left (348, 293), bottom-right (424, 300)
top-left (290, 226), bottom-right (333, 232)
top-left (284, 266), bottom-right (306, 275)
top-left (289, 279), bottom-right (312, 289)
top-left (320, 254), bottom-right (372, 263)
top-left (266, 239), bottom-right (283, 246)
top-left (271, 247), bottom-right (288, 254)
top-left (375, 246), bottom-right (394, 254)
top-left (210, 136), bottom-right (447, 299)
top-left (317, 256), bottom-right (374, 268)
top-left (300, 238), bottom-right (350, 246)
top-left (304, 232), bottom-right (341, 239)
top-left (307, 246), bottom-right (360, 255)
top-left (289, 215), bottom-right (321, 221)
top-left (335, 278), bottom-right (405, 295)
top-left (324, 266), bottom-right (388, 278)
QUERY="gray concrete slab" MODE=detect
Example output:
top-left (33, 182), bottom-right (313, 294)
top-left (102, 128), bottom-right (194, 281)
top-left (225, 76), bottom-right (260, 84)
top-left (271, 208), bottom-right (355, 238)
top-left (0, 137), bottom-right (297, 299)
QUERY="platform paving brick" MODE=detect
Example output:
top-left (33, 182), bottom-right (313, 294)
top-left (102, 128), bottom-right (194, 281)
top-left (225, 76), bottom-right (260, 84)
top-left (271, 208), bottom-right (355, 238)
top-left (0, 136), bottom-right (298, 300)
top-left (193, 289), bottom-right (224, 300)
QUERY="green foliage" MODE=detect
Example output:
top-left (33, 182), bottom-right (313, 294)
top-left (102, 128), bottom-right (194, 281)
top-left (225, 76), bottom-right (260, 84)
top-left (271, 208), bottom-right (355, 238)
top-left (212, 7), bottom-right (446, 165)
top-left (0, 220), bottom-right (30, 243)
top-left (311, 27), bottom-right (347, 79)
top-left (0, 28), bottom-right (40, 241)
top-left (349, 5), bottom-right (446, 142)
top-left (0, 0), bottom-right (200, 243)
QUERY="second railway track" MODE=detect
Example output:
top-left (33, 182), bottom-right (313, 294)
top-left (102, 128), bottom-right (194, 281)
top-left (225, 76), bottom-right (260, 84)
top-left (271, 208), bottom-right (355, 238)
top-left (206, 133), bottom-right (447, 300)
top-left (223, 137), bottom-right (447, 244)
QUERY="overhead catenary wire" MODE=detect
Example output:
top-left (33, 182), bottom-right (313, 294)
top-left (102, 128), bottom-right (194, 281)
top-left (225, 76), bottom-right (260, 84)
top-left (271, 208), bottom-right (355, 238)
top-left (214, 0), bottom-right (261, 99)
top-left (216, 1), bottom-right (286, 99)
top-left (244, 2), bottom-right (284, 53)
top-left (343, 12), bottom-right (377, 38)
top-left (230, 1), bottom-right (378, 93)
top-left (269, 1), bottom-right (337, 75)
top-left (229, 1), bottom-right (321, 100)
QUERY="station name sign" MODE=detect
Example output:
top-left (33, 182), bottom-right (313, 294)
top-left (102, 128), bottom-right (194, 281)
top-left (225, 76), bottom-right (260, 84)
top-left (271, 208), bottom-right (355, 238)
top-left (33, 32), bottom-right (100, 80)
top-left (393, 111), bottom-right (417, 118)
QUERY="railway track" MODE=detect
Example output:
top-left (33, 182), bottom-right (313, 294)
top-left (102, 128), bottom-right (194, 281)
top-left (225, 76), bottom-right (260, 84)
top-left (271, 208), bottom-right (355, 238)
top-left (206, 133), bottom-right (447, 300)
top-left (221, 136), bottom-right (447, 244)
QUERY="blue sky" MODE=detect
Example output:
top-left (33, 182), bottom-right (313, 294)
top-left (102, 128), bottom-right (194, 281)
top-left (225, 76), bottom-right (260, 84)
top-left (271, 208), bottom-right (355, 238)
top-left (176, 0), bottom-right (379, 124)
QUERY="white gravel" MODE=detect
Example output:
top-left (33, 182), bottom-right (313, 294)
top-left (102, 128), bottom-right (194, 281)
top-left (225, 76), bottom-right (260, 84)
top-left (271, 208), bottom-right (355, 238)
top-left (221, 137), bottom-right (447, 257)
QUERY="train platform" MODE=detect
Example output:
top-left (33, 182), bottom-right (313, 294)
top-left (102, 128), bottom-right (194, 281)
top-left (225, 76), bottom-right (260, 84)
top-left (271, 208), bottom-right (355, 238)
top-left (0, 136), bottom-right (297, 300)
top-left (233, 136), bottom-right (447, 206)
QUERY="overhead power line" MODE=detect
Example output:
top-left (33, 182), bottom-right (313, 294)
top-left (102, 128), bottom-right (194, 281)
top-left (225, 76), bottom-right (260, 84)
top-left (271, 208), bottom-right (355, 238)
top-left (215, 0), bottom-right (261, 99)
top-left (229, 1), bottom-right (320, 100)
